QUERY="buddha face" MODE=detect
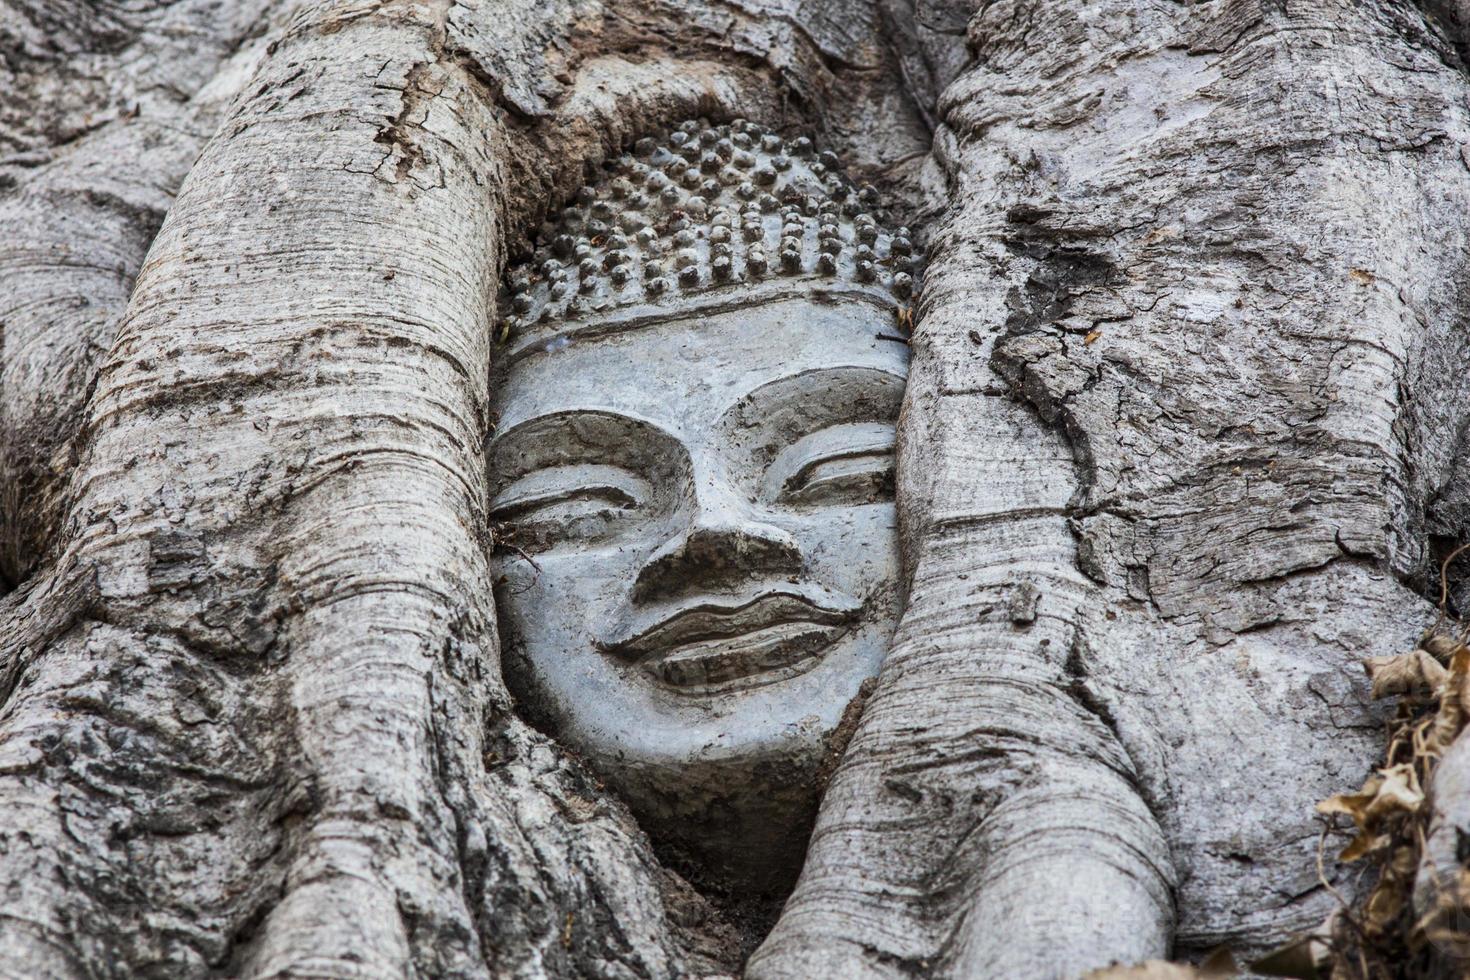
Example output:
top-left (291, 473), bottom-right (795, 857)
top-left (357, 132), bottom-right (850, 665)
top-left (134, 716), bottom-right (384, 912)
top-left (489, 293), bottom-right (906, 893)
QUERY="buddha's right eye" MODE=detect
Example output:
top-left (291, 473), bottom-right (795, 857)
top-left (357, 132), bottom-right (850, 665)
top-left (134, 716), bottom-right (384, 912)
top-left (761, 422), bottom-right (896, 508)
top-left (491, 464), bottom-right (650, 551)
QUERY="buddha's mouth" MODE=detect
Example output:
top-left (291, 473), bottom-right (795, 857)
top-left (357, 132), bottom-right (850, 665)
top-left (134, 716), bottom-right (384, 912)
top-left (602, 588), bottom-right (860, 693)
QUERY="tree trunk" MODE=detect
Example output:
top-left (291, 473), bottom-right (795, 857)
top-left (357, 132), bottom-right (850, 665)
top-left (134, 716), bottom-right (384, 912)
top-left (755, 2), bottom-right (1470, 975)
top-left (5, 0), bottom-right (1470, 977)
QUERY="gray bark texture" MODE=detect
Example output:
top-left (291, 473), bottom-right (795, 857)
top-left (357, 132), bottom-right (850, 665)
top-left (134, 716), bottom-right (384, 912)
top-left (5, 0), bottom-right (1470, 977)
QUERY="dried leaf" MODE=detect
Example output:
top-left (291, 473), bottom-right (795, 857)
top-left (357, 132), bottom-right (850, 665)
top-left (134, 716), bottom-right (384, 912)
top-left (1448, 647), bottom-right (1470, 701)
top-left (1317, 781), bottom-right (1380, 824)
top-left (1365, 764), bottom-right (1423, 822)
top-left (1317, 764), bottom-right (1422, 856)
top-left (1338, 831), bottom-right (1386, 863)
top-left (1363, 877), bottom-right (1406, 933)
top-left (1427, 701), bottom-right (1467, 755)
top-left (1313, 628), bottom-right (1470, 976)
top-left (1422, 632), bottom-right (1462, 662)
top-left (1252, 935), bottom-right (1324, 978)
top-left (1197, 947), bottom-right (1238, 977)
top-left (1364, 649), bottom-right (1447, 699)
top-left (1424, 648), bottom-right (1470, 753)
top-left (1386, 843), bottom-right (1417, 878)
top-left (1085, 329), bottom-right (1102, 345)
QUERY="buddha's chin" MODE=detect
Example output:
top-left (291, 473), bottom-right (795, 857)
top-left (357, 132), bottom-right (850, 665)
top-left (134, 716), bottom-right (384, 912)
top-left (500, 625), bottom-right (888, 896)
top-left (587, 734), bottom-right (830, 899)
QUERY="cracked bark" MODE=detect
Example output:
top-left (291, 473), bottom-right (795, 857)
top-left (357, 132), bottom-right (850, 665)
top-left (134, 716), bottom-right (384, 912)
top-left (7, 0), bottom-right (1470, 977)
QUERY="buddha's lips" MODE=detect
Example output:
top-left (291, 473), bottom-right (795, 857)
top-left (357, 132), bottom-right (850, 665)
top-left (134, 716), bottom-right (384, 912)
top-left (603, 589), bottom-right (860, 691)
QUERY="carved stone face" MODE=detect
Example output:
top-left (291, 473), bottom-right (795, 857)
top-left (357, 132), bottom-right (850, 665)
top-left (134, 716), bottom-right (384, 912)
top-left (490, 293), bottom-right (906, 893)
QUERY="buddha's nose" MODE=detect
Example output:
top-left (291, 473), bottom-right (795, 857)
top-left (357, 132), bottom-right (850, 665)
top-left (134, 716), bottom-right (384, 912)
top-left (633, 484), bottom-right (801, 602)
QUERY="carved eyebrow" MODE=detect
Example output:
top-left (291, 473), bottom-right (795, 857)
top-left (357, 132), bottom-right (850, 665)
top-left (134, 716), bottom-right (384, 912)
top-left (491, 409), bottom-right (673, 454)
top-left (717, 366), bottom-right (907, 434)
top-left (492, 407), bottom-right (664, 444)
top-left (488, 408), bottom-right (685, 484)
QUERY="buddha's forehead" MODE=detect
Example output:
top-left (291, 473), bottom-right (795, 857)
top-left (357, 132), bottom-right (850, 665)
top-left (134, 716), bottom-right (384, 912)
top-left (492, 295), bottom-right (907, 438)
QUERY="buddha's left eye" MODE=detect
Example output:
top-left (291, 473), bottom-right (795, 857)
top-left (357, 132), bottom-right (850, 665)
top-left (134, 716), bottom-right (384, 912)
top-left (765, 422), bottom-right (896, 507)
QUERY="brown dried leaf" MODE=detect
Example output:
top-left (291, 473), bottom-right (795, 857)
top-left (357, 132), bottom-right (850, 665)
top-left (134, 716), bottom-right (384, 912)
top-left (1312, 631), bottom-right (1470, 977)
top-left (1254, 911), bottom-right (1339, 979)
top-left (1317, 781), bottom-right (1380, 824)
top-left (1423, 648), bottom-right (1470, 754)
top-left (1363, 877), bottom-right (1406, 934)
top-left (1317, 764), bottom-right (1421, 851)
top-left (1364, 649), bottom-right (1447, 699)
top-left (1196, 948), bottom-right (1236, 977)
top-left (1447, 647), bottom-right (1470, 702)
top-left (1338, 831), bottom-right (1387, 863)
top-left (1252, 934), bottom-right (1326, 979)
top-left (1366, 764), bottom-right (1423, 822)
top-left (1449, 646), bottom-right (1470, 680)
top-left (1386, 843), bottom-right (1418, 879)
top-left (1422, 632), bottom-right (1463, 663)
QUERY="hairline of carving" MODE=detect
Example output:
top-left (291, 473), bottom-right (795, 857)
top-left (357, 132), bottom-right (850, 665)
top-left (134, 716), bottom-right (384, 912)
top-left (500, 280), bottom-right (902, 364)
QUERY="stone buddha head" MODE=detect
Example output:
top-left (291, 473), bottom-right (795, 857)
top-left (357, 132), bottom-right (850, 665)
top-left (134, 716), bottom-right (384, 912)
top-left (491, 119), bottom-right (917, 897)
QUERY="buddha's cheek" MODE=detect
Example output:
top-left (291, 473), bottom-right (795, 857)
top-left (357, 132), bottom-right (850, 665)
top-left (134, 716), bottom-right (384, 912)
top-left (492, 550), bottom-right (639, 695)
top-left (784, 504), bottom-right (900, 602)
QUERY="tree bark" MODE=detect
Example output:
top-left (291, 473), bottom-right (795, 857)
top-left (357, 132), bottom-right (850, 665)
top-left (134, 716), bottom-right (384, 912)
top-left (0, 0), bottom-right (921, 975)
top-left (756, 2), bottom-right (1470, 975)
top-left (6, 0), bottom-right (1470, 977)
